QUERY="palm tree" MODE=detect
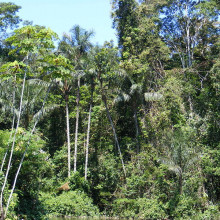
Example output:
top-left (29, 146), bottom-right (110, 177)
top-left (59, 25), bottom-right (94, 174)
top-left (114, 80), bottom-right (143, 154)
top-left (54, 77), bottom-right (72, 178)
top-left (159, 129), bottom-right (202, 195)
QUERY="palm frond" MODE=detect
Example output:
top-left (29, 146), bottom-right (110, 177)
top-left (168, 165), bottom-right (182, 176)
top-left (114, 92), bottom-right (131, 103)
top-left (130, 83), bottom-right (142, 95)
top-left (144, 92), bottom-right (163, 101)
top-left (75, 70), bottom-right (85, 78)
top-left (159, 157), bottom-right (182, 176)
top-left (33, 104), bottom-right (59, 121)
top-left (26, 79), bottom-right (50, 88)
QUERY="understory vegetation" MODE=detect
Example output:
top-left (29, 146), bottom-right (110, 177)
top-left (0, 0), bottom-right (219, 219)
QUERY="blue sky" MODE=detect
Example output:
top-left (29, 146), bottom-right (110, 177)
top-left (2, 0), bottom-right (117, 45)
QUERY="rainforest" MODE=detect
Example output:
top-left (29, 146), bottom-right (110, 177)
top-left (0, 0), bottom-right (219, 219)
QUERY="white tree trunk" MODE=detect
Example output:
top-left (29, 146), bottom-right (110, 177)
top-left (66, 97), bottom-right (71, 178)
top-left (185, 3), bottom-right (192, 67)
top-left (0, 70), bottom-right (26, 218)
top-left (85, 86), bottom-right (93, 180)
top-left (4, 82), bottom-right (52, 218)
top-left (74, 77), bottom-right (80, 173)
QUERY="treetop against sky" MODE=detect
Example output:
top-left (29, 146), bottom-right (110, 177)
top-left (1, 0), bottom-right (117, 45)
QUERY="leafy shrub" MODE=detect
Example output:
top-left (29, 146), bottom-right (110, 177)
top-left (113, 197), bottom-right (167, 219)
top-left (40, 190), bottom-right (99, 217)
top-left (112, 198), bottom-right (137, 218)
top-left (197, 205), bottom-right (220, 220)
top-left (137, 198), bottom-right (167, 219)
top-left (168, 195), bottom-right (220, 219)
top-left (171, 195), bottom-right (199, 218)
top-left (69, 171), bottom-right (90, 194)
top-left (0, 172), bottom-right (19, 220)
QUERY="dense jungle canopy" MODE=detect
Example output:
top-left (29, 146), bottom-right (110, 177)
top-left (0, 0), bottom-right (219, 219)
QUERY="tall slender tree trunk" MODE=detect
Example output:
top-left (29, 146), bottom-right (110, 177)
top-left (101, 91), bottom-right (126, 177)
top-left (63, 80), bottom-right (71, 178)
top-left (4, 82), bottom-right (52, 218)
top-left (0, 70), bottom-right (26, 219)
top-left (65, 93), bottom-right (71, 178)
top-left (85, 82), bottom-right (94, 180)
top-left (74, 77), bottom-right (80, 173)
top-left (185, 3), bottom-right (192, 67)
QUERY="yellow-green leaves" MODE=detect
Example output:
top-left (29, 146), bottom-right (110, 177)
top-left (41, 54), bottom-right (73, 81)
top-left (2, 25), bottom-right (68, 81)
top-left (0, 60), bottom-right (28, 81)
top-left (6, 25), bottom-right (58, 56)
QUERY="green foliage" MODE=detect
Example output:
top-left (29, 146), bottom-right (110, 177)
top-left (0, 129), bottom-right (10, 150)
top-left (112, 198), bottom-right (137, 218)
top-left (91, 154), bottom-right (120, 211)
top-left (0, 1), bottom-right (219, 219)
top-left (203, 145), bottom-right (220, 176)
top-left (196, 205), bottom-right (220, 220)
top-left (58, 24), bottom-right (94, 65)
top-left (202, 144), bottom-right (220, 203)
top-left (167, 195), bottom-right (220, 219)
top-left (5, 192), bottom-right (19, 220)
top-left (52, 145), bottom-right (68, 179)
top-left (137, 197), bottom-right (167, 219)
top-left (0, 172), bottom-right (19, 220)
top-left (6, 25), bottom-right (58, 56)
top-left (40, 191), bottom-right (99, 217)
top-left (0, 129), bottom-right (53, 219)
top-left (69, 171), bottom-right (90, 194)
top-left (41, 54), bottom-right (73, 80)
top-left (0, 60), bottom-right (27, 81)
top-left (0, 2), bottom-right (21, 34)
top-left (113, 197), bottom-right (167, 219)
top-left (172, 195), bottom-right (200, 218)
